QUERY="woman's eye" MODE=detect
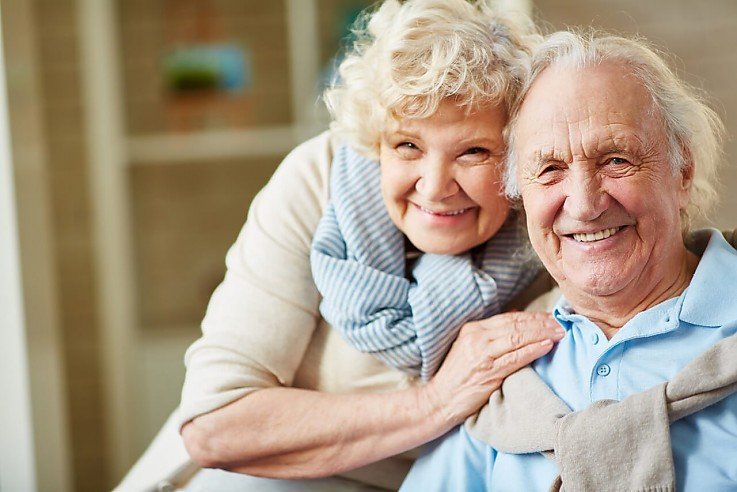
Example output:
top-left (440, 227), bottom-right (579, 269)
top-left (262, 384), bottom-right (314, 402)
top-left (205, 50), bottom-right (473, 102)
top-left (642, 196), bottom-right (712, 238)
top-left (395, 141), bottom-right (422, 158)
top-left (459, 147), bottom-right (491, 164)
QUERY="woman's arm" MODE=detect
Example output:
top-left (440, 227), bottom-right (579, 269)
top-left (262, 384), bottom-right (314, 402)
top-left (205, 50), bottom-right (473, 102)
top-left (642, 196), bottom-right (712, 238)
top-left (182, 312), bottom-right (563, 479)
top-left (179, 132), bottom-right (563, 478)
top-left (178, 132), bottom-right (335, 427)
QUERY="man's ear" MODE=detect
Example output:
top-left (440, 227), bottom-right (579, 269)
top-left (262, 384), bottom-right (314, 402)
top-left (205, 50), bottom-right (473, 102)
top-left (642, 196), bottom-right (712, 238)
top-left (677, 145), bottom-right (695, 209)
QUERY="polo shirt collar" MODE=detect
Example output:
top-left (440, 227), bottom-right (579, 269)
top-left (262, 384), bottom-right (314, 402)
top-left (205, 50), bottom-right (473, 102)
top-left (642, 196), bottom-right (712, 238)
top-left (679, 228), bottom-right (737, 327)
top-left (552, 229), bottom-right (737, 329)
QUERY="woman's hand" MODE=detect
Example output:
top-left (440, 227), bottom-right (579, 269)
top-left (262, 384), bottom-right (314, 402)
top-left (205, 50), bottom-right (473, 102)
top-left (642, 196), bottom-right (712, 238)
top-left (422, 312), bottom-right (564, 427)
top-left (183, 312), bottom-right (563, 478)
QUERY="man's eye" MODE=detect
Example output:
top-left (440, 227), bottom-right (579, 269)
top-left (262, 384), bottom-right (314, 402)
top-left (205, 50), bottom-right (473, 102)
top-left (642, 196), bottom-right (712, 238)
top-left (533, 163), bottom-right (565, 184)
top-left (608, 157), bottom-right (629, 165)
top-left (540, 164), bottom-right (562, 175)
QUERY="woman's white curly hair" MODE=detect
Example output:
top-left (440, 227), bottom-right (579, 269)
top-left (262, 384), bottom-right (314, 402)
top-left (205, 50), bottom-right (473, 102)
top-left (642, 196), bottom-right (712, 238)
top-left (324, 0), bottom-right (541, 158)
top-left (504, 30), bottom-right (726, 229)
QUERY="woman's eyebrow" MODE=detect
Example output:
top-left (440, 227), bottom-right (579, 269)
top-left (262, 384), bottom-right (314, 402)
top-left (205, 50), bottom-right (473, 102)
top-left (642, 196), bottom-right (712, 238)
top-left (386, 129), bottom-right (420, 138)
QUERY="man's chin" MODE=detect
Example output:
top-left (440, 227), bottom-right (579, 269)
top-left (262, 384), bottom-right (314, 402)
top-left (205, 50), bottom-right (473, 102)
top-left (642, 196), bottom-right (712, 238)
top-left (566, 273), bottom-right (628, 298)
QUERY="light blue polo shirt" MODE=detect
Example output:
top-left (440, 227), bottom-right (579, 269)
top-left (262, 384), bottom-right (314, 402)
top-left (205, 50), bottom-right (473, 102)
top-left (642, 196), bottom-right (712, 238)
top-left (401, 229), bottom-right (737, 491)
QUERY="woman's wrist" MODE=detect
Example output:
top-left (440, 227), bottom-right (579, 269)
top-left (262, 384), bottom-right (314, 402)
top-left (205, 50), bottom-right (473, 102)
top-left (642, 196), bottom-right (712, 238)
top-left (414, 382), bottom-right (460, 433)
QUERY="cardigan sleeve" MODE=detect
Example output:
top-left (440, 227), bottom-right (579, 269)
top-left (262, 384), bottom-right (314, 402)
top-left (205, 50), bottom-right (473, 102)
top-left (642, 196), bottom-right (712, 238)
top-left (178, 131), bottom-right (337, 427)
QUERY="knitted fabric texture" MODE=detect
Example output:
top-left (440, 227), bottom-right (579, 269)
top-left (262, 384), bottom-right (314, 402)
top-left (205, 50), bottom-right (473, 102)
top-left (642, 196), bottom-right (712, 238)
top-left (311, 144), bottom-right (537, 379)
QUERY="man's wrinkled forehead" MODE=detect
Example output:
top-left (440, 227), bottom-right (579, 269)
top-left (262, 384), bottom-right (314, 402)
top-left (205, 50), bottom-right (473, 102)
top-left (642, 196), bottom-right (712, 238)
top-left (513, 62), bottom-right (657, 162)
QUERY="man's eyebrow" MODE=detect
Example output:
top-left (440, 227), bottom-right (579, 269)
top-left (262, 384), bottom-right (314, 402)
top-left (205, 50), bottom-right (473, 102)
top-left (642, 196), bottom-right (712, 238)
top-left (527, 148), bottom-right (567, 170)
top-left (596, 145), bottom-right (630, 156)
top-left (594, 133), bottom-right (644, 153)
top-left (522, 133), bottom-right (646, 167)
top-left (596, 139), bottom-right (632, 152)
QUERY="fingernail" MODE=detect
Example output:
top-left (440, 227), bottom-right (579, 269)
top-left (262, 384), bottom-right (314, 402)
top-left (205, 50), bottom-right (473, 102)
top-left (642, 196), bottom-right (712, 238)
top-left (555, 327), bottom-right (565, 335)
top-left (540, 339), bottom-right (553, 346)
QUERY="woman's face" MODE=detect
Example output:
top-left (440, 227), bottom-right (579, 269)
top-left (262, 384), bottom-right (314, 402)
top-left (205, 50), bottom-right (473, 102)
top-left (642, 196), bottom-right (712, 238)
top-left (379, 100), bottom-right (511, 255)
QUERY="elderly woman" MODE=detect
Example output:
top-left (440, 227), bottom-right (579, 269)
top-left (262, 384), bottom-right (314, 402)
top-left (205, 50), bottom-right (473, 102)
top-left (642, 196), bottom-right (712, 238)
top-left (172, 1), bottom-right (565, 491)
top-left (401, 31), bottom-right (737, 491)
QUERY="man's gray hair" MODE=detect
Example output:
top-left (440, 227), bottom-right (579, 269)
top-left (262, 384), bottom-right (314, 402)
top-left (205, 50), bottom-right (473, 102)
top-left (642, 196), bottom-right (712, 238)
top-left (504, 30), bottom-right (726, 228)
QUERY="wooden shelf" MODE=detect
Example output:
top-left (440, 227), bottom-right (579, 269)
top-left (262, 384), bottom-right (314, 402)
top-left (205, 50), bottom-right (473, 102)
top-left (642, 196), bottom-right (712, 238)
top-left (126, 124), bottom-right (326, 164)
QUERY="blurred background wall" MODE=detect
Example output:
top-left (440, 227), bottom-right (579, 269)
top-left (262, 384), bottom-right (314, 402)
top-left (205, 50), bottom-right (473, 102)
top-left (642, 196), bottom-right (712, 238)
top-left (2, 0), bottom-right (735, 490)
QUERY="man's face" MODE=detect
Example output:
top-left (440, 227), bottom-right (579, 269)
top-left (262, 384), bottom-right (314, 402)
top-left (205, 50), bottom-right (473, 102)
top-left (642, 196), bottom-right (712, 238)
top-left (514, 62), bottom-right (692, 299)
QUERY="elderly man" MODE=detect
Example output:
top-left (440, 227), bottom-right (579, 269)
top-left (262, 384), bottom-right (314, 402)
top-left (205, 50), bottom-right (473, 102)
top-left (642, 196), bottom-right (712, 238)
top-left (400, 31), bottom-right (737, 491)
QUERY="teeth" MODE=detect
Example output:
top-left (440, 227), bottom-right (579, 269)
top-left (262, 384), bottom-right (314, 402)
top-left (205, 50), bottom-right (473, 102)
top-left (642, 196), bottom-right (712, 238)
top-left (572, 227), bottom-right (621, 243)
top-left (420, 206), bottom-right (468, 216)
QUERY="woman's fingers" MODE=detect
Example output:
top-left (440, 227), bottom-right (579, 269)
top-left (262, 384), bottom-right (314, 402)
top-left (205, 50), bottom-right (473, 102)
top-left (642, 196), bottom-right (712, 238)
top-left (424, 312), bottom-right (565, 427)
top-left (470, 312), bottom-right (564, 358)
top-left (491, 339), bottom-right (555, 378)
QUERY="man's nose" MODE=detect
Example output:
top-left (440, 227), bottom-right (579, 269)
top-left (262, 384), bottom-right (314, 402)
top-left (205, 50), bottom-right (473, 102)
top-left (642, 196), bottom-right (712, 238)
top-left (563, 169), bottom-right (607, 222)
top-left (415, 156), bottom-right (459, 201)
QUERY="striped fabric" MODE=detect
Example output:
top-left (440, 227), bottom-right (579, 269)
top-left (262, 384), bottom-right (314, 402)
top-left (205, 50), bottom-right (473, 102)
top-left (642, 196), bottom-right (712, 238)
top-left (311, 144), bottom-right (538, 380)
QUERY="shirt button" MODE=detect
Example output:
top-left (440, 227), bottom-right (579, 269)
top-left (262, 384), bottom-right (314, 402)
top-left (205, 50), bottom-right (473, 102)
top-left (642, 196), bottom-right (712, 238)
top-left (591, 333), bottom-right (600, 345)
top-left (597, 364), bottom-right (611, 377)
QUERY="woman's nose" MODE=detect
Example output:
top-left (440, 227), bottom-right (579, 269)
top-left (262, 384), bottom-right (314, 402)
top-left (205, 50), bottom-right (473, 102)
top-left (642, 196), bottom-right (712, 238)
top-left (415, 157), bottom-right (459, 201)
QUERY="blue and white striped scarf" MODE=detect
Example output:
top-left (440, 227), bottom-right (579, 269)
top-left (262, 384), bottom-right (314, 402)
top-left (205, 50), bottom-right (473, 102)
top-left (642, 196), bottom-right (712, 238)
top-left (311, 144), bottom-right (538, 380)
